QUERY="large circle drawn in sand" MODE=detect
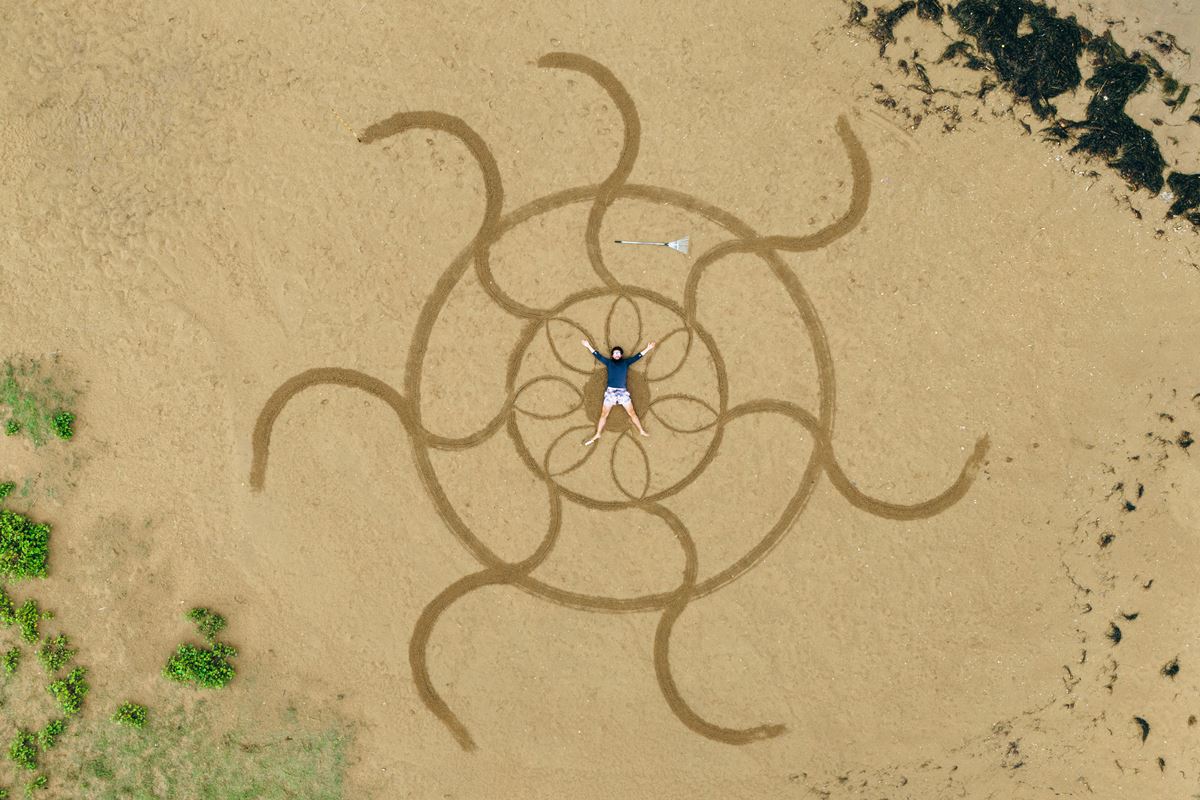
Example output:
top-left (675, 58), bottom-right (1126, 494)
top-left (508, 287), bottom-right (723, 506)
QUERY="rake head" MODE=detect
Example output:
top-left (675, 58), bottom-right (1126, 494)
top-left (666, 236), bottom-right (689, 255)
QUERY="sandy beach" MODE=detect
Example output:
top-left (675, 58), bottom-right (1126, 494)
top-left (1, 0), bottom-right (1198, 797)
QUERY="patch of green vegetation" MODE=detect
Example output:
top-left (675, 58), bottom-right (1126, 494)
top-left (0, 509), bottom-right (50, 580)
top-left (23, 775), bottom-right (45, 796)
top-left (3, 647), bottom-right (20, 675)
top-left (36, 720), bottom-right (64, 751)
top-left (0, 482), bottom-right (14, 501)
top-left (47, 665), bottom-right (88, 716)
top-left (50, 411), bottom-right (74, 441)
top-left (15, 600), bottom-right (41, 644)
top-left (36, 634), bottom-right (74, 673)
top-left (0, 587), bottom-right (14, 627)
top-left (164, 643), bottom-right (237, 689)
top-left (0, 358), bottom-right (78, 448)
top-left (7, 731), bottom-right (36, 771)
top-left (69, 702), bottom-right (348, 800)
top-left (186, 608), bottom-right (227, 643)
top-left (112, 702), bottom-right (147, 729)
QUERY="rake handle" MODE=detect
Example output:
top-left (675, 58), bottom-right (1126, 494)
top-left (613, 240), bottom-right (669, 246)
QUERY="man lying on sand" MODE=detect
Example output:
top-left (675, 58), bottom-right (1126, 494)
top-left (581, 338), bottom-right (655, 445)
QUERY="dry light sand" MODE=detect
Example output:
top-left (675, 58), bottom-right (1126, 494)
top-left (1, 0), bottom-right (1199, 798)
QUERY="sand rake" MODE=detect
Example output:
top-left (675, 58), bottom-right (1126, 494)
top-left (614, 236), bottom-right (689, 255)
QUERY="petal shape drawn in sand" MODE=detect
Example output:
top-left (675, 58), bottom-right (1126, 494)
top-left (514, 375), bottom-right (584, 420)
top-left (543, 424), bottom-right (602, 477)
top-left (546, 317), bottom-right (600, 375)
top-left (604, 293), bottom-right (643, 354)
top-left (611, 430), bottom-right (651, 500)
top-left (649, 394), bottom-right (719, 434)
top-left (644, 326), bottom-right (693, 382)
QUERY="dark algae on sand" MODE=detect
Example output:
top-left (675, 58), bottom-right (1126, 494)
top-left (852, 0), bottom-right (1200, 226)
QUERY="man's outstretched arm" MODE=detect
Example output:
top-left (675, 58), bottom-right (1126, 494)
top-left (582, 339), bottom-right (607, 364)
top-left (629, 341), bottom-right (656, 363)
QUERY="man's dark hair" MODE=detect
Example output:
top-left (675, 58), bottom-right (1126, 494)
top-left (610, 346), bottom-right (624, 358)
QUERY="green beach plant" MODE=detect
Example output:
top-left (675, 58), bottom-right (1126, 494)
top-left (7, 731), bottom-right (36, 771)
top-left (47, 666), bottom-right (89, 715)
top-left (0, 509), bottom-right (51, 579)
top-left (50, 411), bottom-right (74, 441)
top-left (0, 586), bottom-right (14, 626)
top-left (186, 607), bottom-right (227, 642)
top-left (3, 647), bottom-right (19, 675)
top-left (37, 634), bottom-right (74, 673)
top-left (112, 702), bottom-right (148, 729)
top-left (23, 776), bottom-right (45, 796)
top-left (164, 642), bottom-right (237, 689)
top-left (0, 482), bottom-right (14, 500)
top-left (1, 358), bottom-right (78, 447)
top-left (15, 600), bottom-right (40, 643)
top-left (36, 720), bottom-right (64, 751)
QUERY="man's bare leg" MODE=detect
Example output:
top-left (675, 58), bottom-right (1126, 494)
top-left (624, 402), bottom-right (649, 437)
top-left (584, 404), bottom-right (614, 445)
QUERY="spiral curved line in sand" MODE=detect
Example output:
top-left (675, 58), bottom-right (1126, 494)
top-left (538, 52), bottom-right (639, 291)
top-left (682, 115), bottom-right (872, 325)
top-left (250, 52), bottom-right (989, 750)
top-left (724, 399), bottom-right (990, 519)
top-left (359, 110), bottom-right (546, 319)
top-left (409, 479), bottom-right (563, 751)
top-left (646, 501), bottom-right (788, 743)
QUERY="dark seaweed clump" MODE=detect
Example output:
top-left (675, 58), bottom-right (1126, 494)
top-left (856, 0), bottom-right (1200, 224)
top-left (1166, 173), bottom-right (1200, 226)
top-left (951, 0), bottom-right (1082, 118)
top-left (1066, 32), bottom-right (1166, 193)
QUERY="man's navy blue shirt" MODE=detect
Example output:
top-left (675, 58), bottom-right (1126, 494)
top-left (592, 351), bottom-right (642, 389)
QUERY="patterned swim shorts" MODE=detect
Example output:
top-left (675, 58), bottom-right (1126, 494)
top-left (603, 387), bottom-right (632, 407)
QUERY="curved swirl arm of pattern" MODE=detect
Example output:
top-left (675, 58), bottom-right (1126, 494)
top-left (646, 502), bottom-right (788, 744)
top-left (538, 52), bottom-right (640, 291)
top-left (409, 479), bottom-right (563, 751)
top-left (249, 367), bottom-right (518, 493)
top-left (358, 111), bottom-right (547, 318)
top-left (682, 116), bottom-right (872, 323)
top-left (726, 399), bottom-right (990, 519)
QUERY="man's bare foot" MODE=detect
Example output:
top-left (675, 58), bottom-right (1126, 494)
top-left (583, 436), bottom-right (599, 446)
top-left (638, 429), bottom-right (650, 437)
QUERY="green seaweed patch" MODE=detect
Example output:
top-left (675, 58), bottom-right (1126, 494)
top-left (3, 647), bottom-right (19, 675)
top-left (165, 642), bottom-right (237, 689)
top-left (111, 702), bottom-right (147, 729)
top-left (47, 666), bottom-right (89, 716)
top-left (1, 358), bottom-right (79, 448)
top-left (7, 731), bottom-right (36, 771)
top-left (186, 607), bottom-right (227, 643)
top-left (0, 509), bottom-right (50, 580)
top-left (24, 776), bottom-right (46, 796)
top-left (0, 482), bottom-right (14, 501)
